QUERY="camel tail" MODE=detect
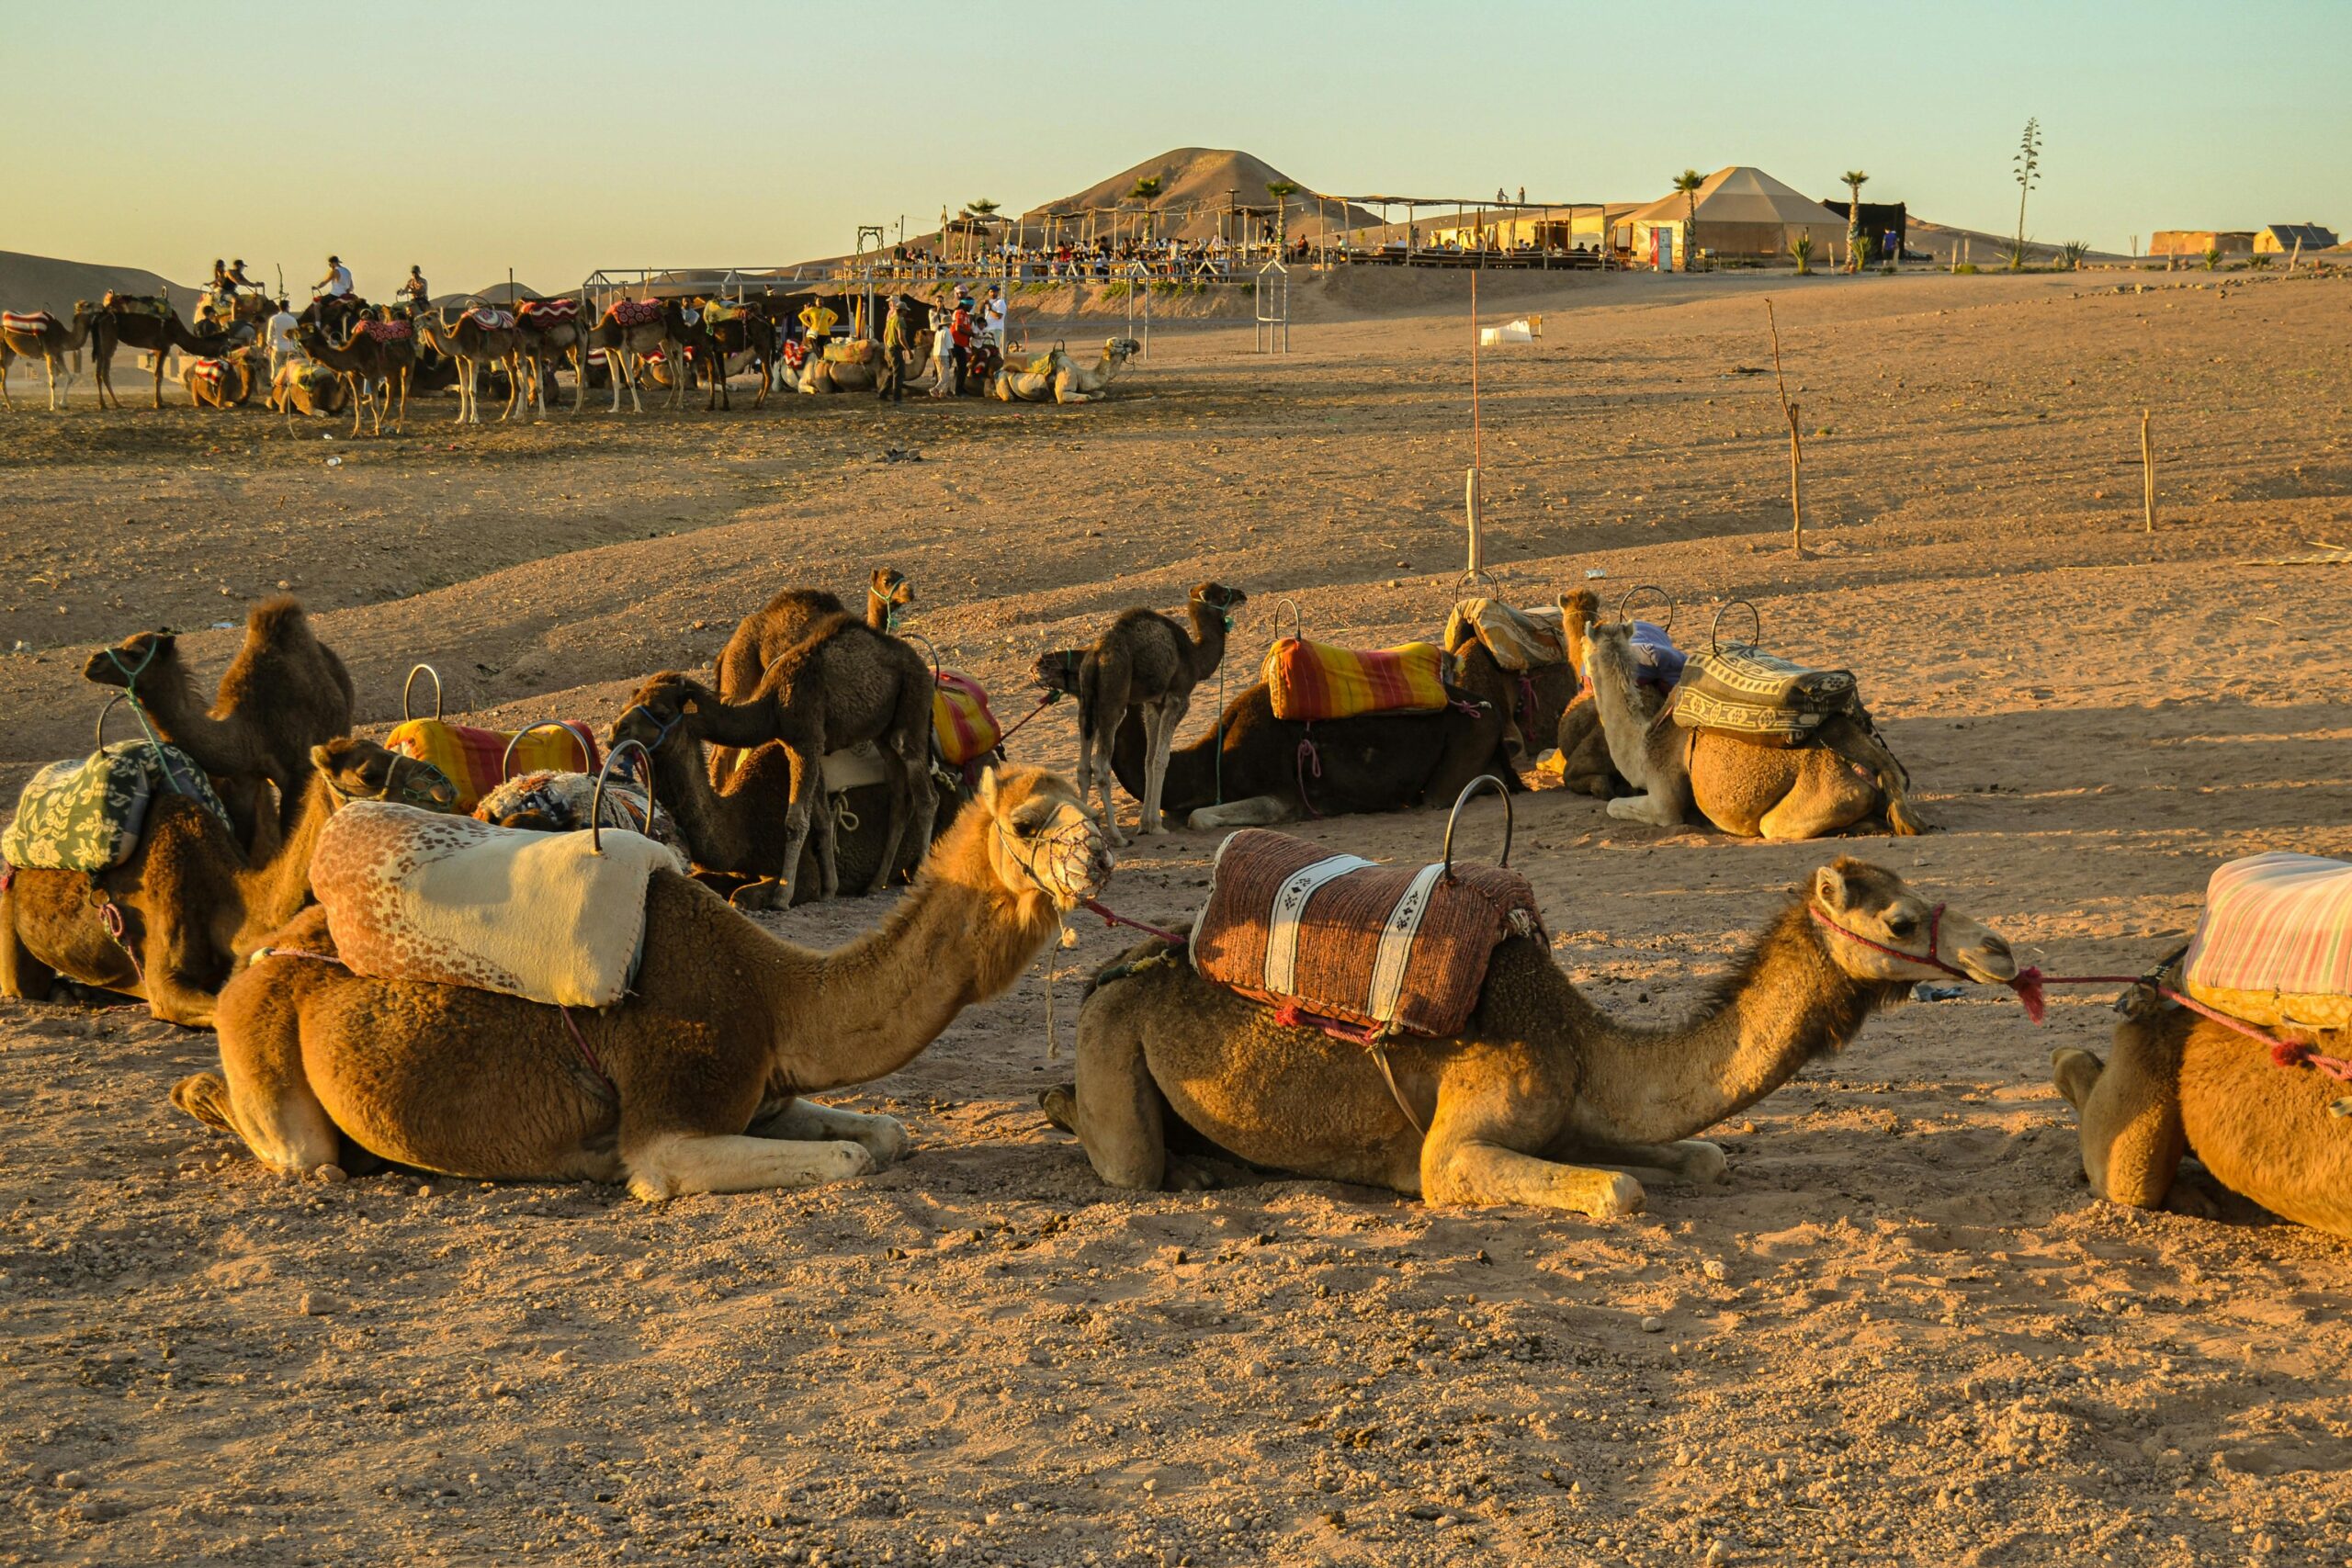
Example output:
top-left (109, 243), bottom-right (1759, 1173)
top-left (1075, 654), bottom-right (1102, 756)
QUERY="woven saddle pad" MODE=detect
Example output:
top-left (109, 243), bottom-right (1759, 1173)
top-left (1263, 637), bottom-right (1450, 723)
top-left (2183, 852), bottom-right (2352, 1033)
top-left (518, 297), bottom-right (579, 322)
top-left (1671, 643), bottom-right (1858, 747)
top-left (605, 299), bottom-right (663, 328)
top-left (1191, 829), bottom-right (1543, 1040)
top-left (1444, 598), bottom-right (1567, 672)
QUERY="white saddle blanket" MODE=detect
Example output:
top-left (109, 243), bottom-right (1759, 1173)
top-left (311, 801), bottom-right (680, 1008)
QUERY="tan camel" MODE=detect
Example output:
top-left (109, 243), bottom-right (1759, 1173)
top-left (2053, 983), bottom-right (2352, 1237)
top-left (1073, 584), bottom-right (1246, 848)
top-left (513, 299), bottom-right (590, 417)
top-left (992, 337), bottom-right (1142, 404)
top-left (592, 299), bottom-right (694, 413)
top-left (1544, 588), bottom-right (1628, 797)
top-left (170, 766), bottom-right (1110, 1195)
top-left (614, 625), bottom-right (934, 906)
top-left (89, 294), bottom-right (219, 410)
top-left (1046, 858), bottom-right (2016, 1212)
top-left (413, 307), bottom-right (525, 424)
top-left (185, 349), bottom-right (258, 410)
top-left (0, 739), bottom-right (455, 1028)
top-left (267, 355), bottom-right (350, 420)
top-left (295, 322), bottom-right (413, 436)
top-left (0, 303), bottom-right (96, 412)
top-left (708, 569), bottom-right (916, 782)
top-left (84, 598), bottom-right (356, 839)
top-left (1584, 620), bottom-right (1928, 839)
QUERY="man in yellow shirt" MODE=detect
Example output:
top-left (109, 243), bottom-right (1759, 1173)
top-left (797, 298), bottom-right (839, 359)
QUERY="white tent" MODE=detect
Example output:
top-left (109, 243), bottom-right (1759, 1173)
top-left (1617, 167), bottom-right (1848, 268)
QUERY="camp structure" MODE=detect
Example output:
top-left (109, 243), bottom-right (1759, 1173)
top-left (1612, 167), bottom-right (1847, 270)
top-left (2149, 230), bottom-right (2254, 258)
top-left (2255, 223), bottom-right (2339, 254)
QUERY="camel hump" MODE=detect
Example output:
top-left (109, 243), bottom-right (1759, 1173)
top-left (246, 595), bottom-right (314, 646)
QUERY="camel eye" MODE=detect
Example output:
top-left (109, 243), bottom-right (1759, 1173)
top-left (1012, 815), bottom-right (1042, 839)
top-left (1884, 913), bottom-right (1917, 940)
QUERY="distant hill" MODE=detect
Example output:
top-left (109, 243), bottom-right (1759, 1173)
top-left (431, 281), bottom-right (550, 307)
top-left (1018, 148), bottom-right (1382, 241)
top-left (0, 250), bottom-right (195, 317)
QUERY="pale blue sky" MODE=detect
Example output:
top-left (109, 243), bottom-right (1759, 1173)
top-left (10, 0), bottom-right (2346, 293)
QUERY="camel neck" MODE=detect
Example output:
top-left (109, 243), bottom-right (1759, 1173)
top-left (232, 773), bottom-right (341, 950)
top-left (769, 809), bottom-right (1062, 1092)
top-left (124, 659), bottom-right (258, 778)
top-left (649, 735), bottom-right (759, 874)
top-left (1567, 903), bottom-right (1901, 1145)
top-left (1185, 600), bottom-right (1231, 677)
top-left (688, 685), bottom-right (781, 750)
top-left (1582, 637), bottom-right (1652, 781)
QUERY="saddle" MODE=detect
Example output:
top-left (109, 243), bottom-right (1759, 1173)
top-left (1669, 641), bottom-right (1859, 748)
top-left (821, 340), bottom-right (877, 366)
top-left (462, 307), bottom-right (515, 332)
top-left (311, 801), bottom-right (679, 1009)
top-left (357, 317), bottom-right (412, 344)
top-left (605, 299), bottom-right (664, 329)
top-left (0, 310), bottom-right (56, 337)
top-left (473, 769), bottom-right (682, 850)
top-left (386, 697), bottom-right (601, 816)
top-left (1191, 828), bottom-right (1543, 1041)
top-left (2183, 852), bottom-right (2352, 1034)
top-left (100, 292), bottom-right (170, 319)
top-left (933, 671), bottom-right (1001, 767)
top-left (781, 340), bottom-right (808, 369)
top-left (1443, 597), bottom-right (1566, 672)
top-left (3, 741), bottom-right (231, 873)
top-left (701, 299), bottom-right (752, 328)
top-left (516, 297), bottom-right (579, 324)
top-left (1263, 637), bottom-right (1449, 723)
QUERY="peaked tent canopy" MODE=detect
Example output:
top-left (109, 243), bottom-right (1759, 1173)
top-left (1616, 166), bottom-right (1848, 260)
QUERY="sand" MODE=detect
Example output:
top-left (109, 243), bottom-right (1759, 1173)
top-left (2, 264), bottom-right (2349, 1568)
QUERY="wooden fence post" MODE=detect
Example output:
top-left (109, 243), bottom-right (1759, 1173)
top-left (1768, 299), bottom-right (1803, 555)
top-left (2141, 411), bottom-right (2156, 533)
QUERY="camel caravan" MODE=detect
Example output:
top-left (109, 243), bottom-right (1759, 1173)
top-left (3, 571), bottom-right (2347, 1241)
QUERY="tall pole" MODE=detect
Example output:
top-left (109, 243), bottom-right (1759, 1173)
top-left (1465, 270), bottom-right (1483, 574)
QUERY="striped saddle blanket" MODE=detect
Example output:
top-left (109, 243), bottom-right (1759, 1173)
top-left (516, 297), bottom-right (579, 324)
top-left (605, 299), bottom-right (664, 329)
top-left (3, 741), bottom-right (230, 873)
top-left (462, 308), bottom-right (514, 332)
top-left (385, 717), bottom-right (600, 815)
top-left (1263, 637), bottom-right (1449, 722)
top-left (1670, 643), bottom-right (1857, 747)
top-left (187, 357), bottom-right (230, 389)
top-left (357, 317), bottom-right (412, 343)
top-left (1, 310), bottom-right (56, 337)
top-left (933, 671), bottom-right (1001, 766)
top-left (2184, 852), bottom-right (2352, 1033)
top-left (1190, 828), bottom-right (1543, 1040)
top-left (472, 769), bottom-right (683, 852)
top-left (1443, 598), bottom-right (1567, 672)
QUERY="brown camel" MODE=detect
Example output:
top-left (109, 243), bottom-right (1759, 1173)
top-left (87, 294), bottom-right (218, 410)
top-left (1584, 620), bottom-right (1928, 839)
top-left (413, 307), bottom-right (525, 424)
top-left (513, 299), bottom-right (590, 418)
top-left (1542, 588), bottom-right (1633, 797)
top-left (185, 349), bottom-right (259, 410)
top-left (1443, 600), bottom-right (1585, 780)
top-left (706, 569), bottom-right (914, 783)
top-left (295, 321), bottom-right (413, 436)
top-left (592, 299), bottom-right (695, 413)
top-left (1072, 583), bottom-right (1247, 847)
top-left (695, 306), bottom-right (779, 411)
top-left (267, 356), bottom-right (350, 420)
top-left (83, 598), bottom-right (357, 839)
top-left (0, 739), bottom-right (455, 1028)
top-left (0, 303), bottom-right (97, 412)
top-left (169, 765), bottom-right (1110, 1194)
top-left (615, 624), bottom-right (934, 906)
top-left (2053, 982), bottom-right (2352, 1237)
top-left (1046, 858), bottom-right (2017, 1212)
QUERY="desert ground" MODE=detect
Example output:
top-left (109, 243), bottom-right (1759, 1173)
top-left (2, 264), bottom-right (2349, 1567)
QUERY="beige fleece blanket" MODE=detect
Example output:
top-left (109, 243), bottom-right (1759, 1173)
top-left (311, 801), bottom-right (681, 1008)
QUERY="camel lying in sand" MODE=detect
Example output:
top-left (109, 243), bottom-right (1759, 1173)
top-left (1047, 859), bottom-right (2016, 1213)
top-left (174, 767), bottom-right (1110, 1196)
top-left (993, 338), bottom-right (1141, 404)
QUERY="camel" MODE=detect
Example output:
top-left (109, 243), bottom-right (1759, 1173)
top-left (708, 569), bottom-right (913, 779)
top-left (592, 299), bottom-right (695, 413)
top-left (2053, 982), bottom-right (2352, 1237)
top-left (1034, 664), bottom-right (1510, 832)
top-left (1584, 620), bottom-right (1928, 840)
top-left (992, 337), bottom-right (1141, 404)
top-left (696, 306), bottom-right (778, 411)
top-left (83, 598), bottom-right (357, 840)
top-left (413, 308), bottom-right (525, 424)
top-left (1046, 858), bottom-right (2017, 1211)
top-left (513, 299), bottom-right (590, 417)
top-left (185, 349), bottom-right (259, 410)
top-left (170, 765), bottom-right (1111, 1195)
top-left (615, 622), bottom-right (934, 906)
top-left (267, 355), bottom-right (350, 420)
top-left (1445, 609), bottom-right (1585, 783)
top-left (0, 303), bottom-right (96, 412)
top-left (1069, 584), bottom-right (1246, 848)
top-left (88, 294), bottom-right (217, 410)
top-left (0, 738), bottom-right (455, 1028)
top-left (295, 321), bottom-right (413, 437)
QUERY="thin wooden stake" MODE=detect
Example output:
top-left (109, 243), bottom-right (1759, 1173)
top-left (2141, 410), bottom-right (2156, 533)
top-left (1466, 270), bottom-right (1483, 572)
top-left (1767, 299), bottom-right (1803, 555)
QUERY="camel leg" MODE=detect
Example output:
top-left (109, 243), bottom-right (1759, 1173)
top-left (1046, 1017), bottom-right (1171, 1190)
top-left (745, 1099), bottom-right (910, 1166)
top-left (1607, 778), bottom-right (1690, 829)
top-left (812, 787), bottom-right (841, 900)
top-left (1186, 795), bottom-right (1300, 830)
top-left (2053, 1016), bottom-right (2188, 1213)
top-left (777, 747), bottom-right (821, 905)
top-left (624, 1131), bottom-right (876, 1201)
top-left (1756, 786), bottom-right (1871, 841)
top-left (498, 354), bottom-right (518, 422)
top-left (862, 757), bottom-right (910, 897)
top-left (1141, 698), bottom-right (1182, 837)
top-left (0, 897), bottom-right (56, 1001)
top-left (1550, 1136), bottom-right (1729, 1186)
top-left (1423, 1138), bottom-right (1646, 1216)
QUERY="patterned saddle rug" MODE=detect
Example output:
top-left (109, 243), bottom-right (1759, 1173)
top-left (516, 297), bottom-right (580, 324)
top-left (462, 308), bottom-right (515, 332)
top-left (1263, 637), bottom-right (1449, 722)
top-left (1671, 642), bottom-right (1858, 747)
top-left (1444, 597), bottom-right (1567, 672)
top-left (473, 769), bottom-right (682, 850)
top-left (2184, 852), bottom-right (2352, 1034)
top-left (781, 339), bottom-right (808, 369)
top-left (605, 299), bottom-right (663, 329)
top-left (357, 317), bottom-right (413, 344)
top-left (821, 340), bottom-right (877, 366)
top-left (101, 292), bottom-right (170, 318)
top-left (385, 717), bottom-right (600, 816)
top-left (0, 310), bottom-right (57, 338)
top-left (1191, 829), bottom-right (1544, 1040)
top-left (933, 671), bottom-right (1001, 767)
top-left (311, 801), bottom-right (680, 1009)
top-left (3, 741), bottom-right (231, 873)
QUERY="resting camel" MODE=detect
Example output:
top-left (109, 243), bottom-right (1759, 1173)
top-left (708, 569), bottom-right (912, 779)
top-left (0, 739), bottom-right (455, 1028)
top-left (1047, 858), bottom-right (2017, 1212)
top-left (1070, 583), bottom-right (1246, 847)
top-left (993, 337), bottom-right (1141, 404)
top-left (296, 322), bottom-right (413, 437)
top-left (1445, 615), bottom-right (1582, 779)
top-left (268, 356), bottom-right (350, 420)
top-left (513, 299), bottom-right (590, 417)
top-left (592, 299), bottom-right (694, 413)
top-left (413, 308), bottom-right (525, 424)
top-left (185, 350), bottom-right (258, 410)
top-left (0, 303), bottom-right (96, 412)
top-left (88, 294), bottom-right (216, 410)
top-left (1585, 620), bottom-right (1928, 839)
top-left (84, 598), bottom-right (357, 840)
top-left (172, 766), bottom-right (1110, 1195)
top-left (2053, 982), bottom-right (2352, 1237)
top-left (617, 622), bottom-right (934, 905)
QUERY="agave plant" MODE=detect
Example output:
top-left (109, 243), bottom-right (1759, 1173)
top-left (1789, 232), bottom-right (1815, 275)
top-left (2005, 237), bottom-right (2030, 272)
top-left (2059, 239), bottom-right (2089, 270)
top-left (2202, 243), bottom-right (2222, 272)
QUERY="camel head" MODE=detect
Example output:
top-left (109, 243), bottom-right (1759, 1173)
top-left (871, 568), bottom-right (914, 620)
top-left (608, 671), bottom-right (713, 754)
top-left (1579, 618), bottom-right (1639, 690)
top-left (1190, 583), bottom-right (1248, 626)
top-left (1033, 649), bottom-right (1087, 697)
top-left (972, 765), bottom-right (1112, 912)
top-left (1557, 589), bottom-right (1600, 677)
top-left (311, 738), bottom-right (458, 811)
top-left (83, 629), bottom-right (183, 694)
top-left (1104, 337), bottom-right (1142, 363)
top-left (1805, 858), bottom-right (2017, 987)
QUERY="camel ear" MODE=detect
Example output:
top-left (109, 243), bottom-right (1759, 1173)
top-left (310, 741), bottom-right (340, 773)
top-left (975, 766), bottom-right (1001, 817)
top-left (1813, 863), bottom-right (1853, 913)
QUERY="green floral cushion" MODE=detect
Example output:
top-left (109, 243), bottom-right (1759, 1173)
top-left (2, 742), bottom-right (230, 873)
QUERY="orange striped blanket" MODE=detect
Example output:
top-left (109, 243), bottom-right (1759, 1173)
top-left (386, 718), bottom-right (600, 815)
top-left (1262, 637), bottom-right (1448, 722)
top-left (933, 671), bottom-right (1001, 766)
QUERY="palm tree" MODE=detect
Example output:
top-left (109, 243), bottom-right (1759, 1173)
top-left (1127, 175), bottom-right (1164, 247)
top-left (1671, 169), bottom-right (1705, 271)
top-left (1264, 179), bottom-right (1300, 254)
top-left (965, 197), bottom-right (1000, 220)
top-left (1840, 170), bottom-right (1869, 272)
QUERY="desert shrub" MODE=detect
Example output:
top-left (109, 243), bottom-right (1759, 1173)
top-left (1789, 233), bottom-right (1815, 275)
top-left (1953, 263), bottom-right (1980, 275)
top-left (2060, 240), bottom-right (2089, 269)
top-left (2202, 244), bottom-right (2222, 271)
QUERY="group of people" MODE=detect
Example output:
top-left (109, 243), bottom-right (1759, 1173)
top-left (810, 285), bottom-right (1007, 404)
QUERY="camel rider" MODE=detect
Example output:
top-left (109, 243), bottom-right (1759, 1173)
top-left (315, 254), bottom-right (353, 304)
top-left (224, 259), bottom-right (257, 297)
top-left (209, 259), bottom-right (236, 301)
top-left (797, 297), bottom-right (839, 358)
top-left (399, 265), bottom-right (430, 312)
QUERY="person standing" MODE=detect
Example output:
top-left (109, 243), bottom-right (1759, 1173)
top-left (947, 299), bottom-right (976, 396)
top-left (876, 293), bottom-right (908, 404)
top-left (927, 305), bottom-right (955, 398)
top-left (264, 297), bottom-right (300, 380)
top-left (980, 284), bottom-right (1007, 351)
top-left (798, 296), bottom-right (840, 358)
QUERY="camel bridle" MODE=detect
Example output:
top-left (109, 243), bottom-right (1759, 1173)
top-left (1807, 900), bottom-right (1958, 980)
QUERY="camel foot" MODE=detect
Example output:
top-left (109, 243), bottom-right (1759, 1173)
top-left (625, 1134), bottom-right (876, 1201)
top-left (749, 1101), bottom-right (910, 1166)
top-left (171, 1072), bottom-right (234, 1134)
top-left (1164, 1156), bottom-right (1227, 1192)
top-left (1590, 1171), bottom-right (1647, 1219)
top-left (1039, 1085), bottom-right (1077, 1134)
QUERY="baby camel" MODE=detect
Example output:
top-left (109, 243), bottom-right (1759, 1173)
top-left (173, 767), bottom-right (1110, 1196)
top-left (1074, 582), bottom-right (1246, 847)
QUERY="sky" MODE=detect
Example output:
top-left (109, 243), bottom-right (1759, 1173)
top-left (9, 0), bottom-right (2346, 294)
